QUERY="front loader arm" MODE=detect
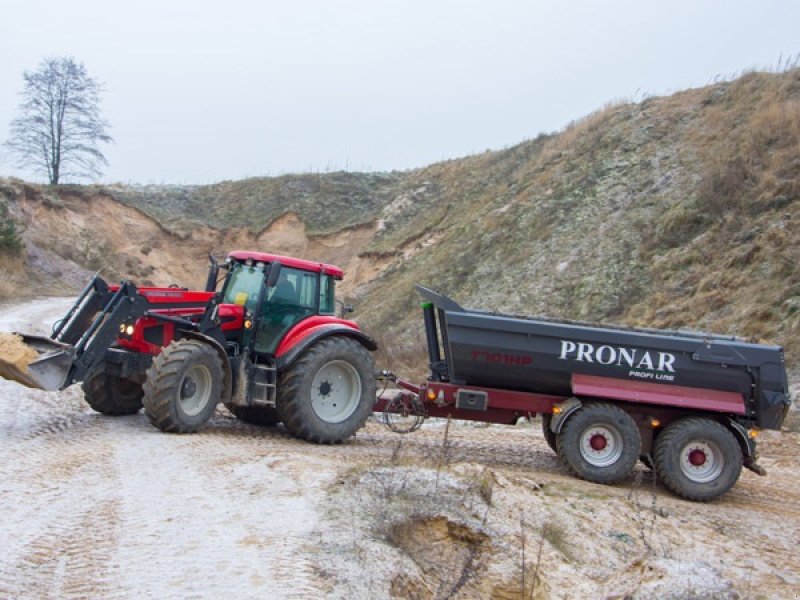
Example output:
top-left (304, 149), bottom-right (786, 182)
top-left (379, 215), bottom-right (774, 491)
top-left (9, 276), bottom-right (150, 391)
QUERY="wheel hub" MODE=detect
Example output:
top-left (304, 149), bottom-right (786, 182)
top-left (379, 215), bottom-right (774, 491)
top-left (688, 448), bottom-right (707, 466)
top-left (181, 377), bottom-right (197, 398)
top-left (310, 360), bottom-right (362, 424)
top-left (590, 433), bottom-right (608, 451)
top-left (579, 424), bottom-right (623, 467)
top-left (177, 365), bottom-right (212, 417)
top-left (679, 440), bottom-right (723, 483)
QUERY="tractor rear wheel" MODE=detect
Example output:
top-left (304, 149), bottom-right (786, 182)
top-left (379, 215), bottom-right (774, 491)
top-left (82, 367), bottom-right (143, 415)
top-left (277, 336), bottom-right (375, 444)
top-left (142, 340), bottom-right (222, 433)
top-left (557, 402), bottom-right (641, 484)
top-left (228, 405), bottom-right (280, 427)
top-left (653, 418), bottom-right (742, 501)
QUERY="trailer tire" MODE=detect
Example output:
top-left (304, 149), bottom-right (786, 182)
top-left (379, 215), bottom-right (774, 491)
top-left (82, 368), bottom-right (143, 416)
top-left (229, 405), bottom-right (280, 427)
top-left (653, 418), bottom-right (742, 501)
top-left (541, 414), bottom-right (557, 454)
top-left (557, 403), bottom-right (641, 484)
top-left (277, 336), bottom-right (375, 444)
top-left (142, 340), bottom-right (222, 433)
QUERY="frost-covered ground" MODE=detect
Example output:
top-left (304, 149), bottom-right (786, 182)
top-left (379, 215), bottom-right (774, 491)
top-left (0, 299), bottom-right (798, 598)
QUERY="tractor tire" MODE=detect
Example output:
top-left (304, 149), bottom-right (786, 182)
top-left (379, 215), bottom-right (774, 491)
top-left (142, 340), bottom-right (222, 433)
top-left (541, 414), bottom-right (557, 454)
top-left (556, 402), bottom-right (641, 485)
top-left (229, 405), bottom-right (280, 427)
top-left (653, 418), bottom-right (742, 502)
top-left (82, 367), bottom-right (143, 416)
top-left (276, 336), bottom-right (375, 444)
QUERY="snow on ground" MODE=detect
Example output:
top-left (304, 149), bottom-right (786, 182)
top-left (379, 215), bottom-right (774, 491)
top-left (0, 298), bottom-right (798, 598)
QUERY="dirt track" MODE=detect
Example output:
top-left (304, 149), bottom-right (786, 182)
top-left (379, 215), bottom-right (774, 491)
top-left (0, 299), bottom-right (798, 598)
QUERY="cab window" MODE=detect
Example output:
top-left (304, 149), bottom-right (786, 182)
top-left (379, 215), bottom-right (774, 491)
top-left (222, 263), bottom-right (264, 312)
top-left (319, 275), bottom-right (335, 315)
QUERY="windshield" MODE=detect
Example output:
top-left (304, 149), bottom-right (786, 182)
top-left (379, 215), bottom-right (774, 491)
top-left (222, 263), bottom-right (264, 312)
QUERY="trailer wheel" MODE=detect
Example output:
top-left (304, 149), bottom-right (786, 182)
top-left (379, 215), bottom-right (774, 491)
top-left (142, 340), bottom-right (222, 433)
top-left (557, 403), bottom-right (641, 484)
top-left (277, 336), bottom-right (375, 444)
top-left (82, 367), bottom-right (143, 415)
top-left (653, 418), bottom-right (742, 501)
top-left (228, 405), bottom-right (280, 427)
top-left (541, 414), bottom-right (557, 453)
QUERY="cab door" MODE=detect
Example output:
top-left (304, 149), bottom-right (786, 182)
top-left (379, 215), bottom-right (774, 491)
top-left (253, 267), bottom-right (318, 355)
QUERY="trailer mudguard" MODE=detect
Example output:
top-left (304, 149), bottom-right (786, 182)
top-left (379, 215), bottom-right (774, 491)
top-left (179, 330), bottom-right (233, 406)
top-left (726, 418), bottom-right (757, 459)
top-left (549, 397), bottom-right (583, 434)
top-left (275, 324), bottom-right (377, 370)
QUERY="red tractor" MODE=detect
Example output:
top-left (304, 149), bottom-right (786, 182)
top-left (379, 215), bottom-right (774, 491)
top-left (8, 251), bottom-right (377, 443)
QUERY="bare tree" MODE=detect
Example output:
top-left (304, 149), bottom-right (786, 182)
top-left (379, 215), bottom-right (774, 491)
top-left (4, 57), bottom-right (112, 184)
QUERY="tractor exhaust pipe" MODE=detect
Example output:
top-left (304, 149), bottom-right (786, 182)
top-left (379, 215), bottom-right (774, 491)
top-left (205, 254), bottom-right (219, 292)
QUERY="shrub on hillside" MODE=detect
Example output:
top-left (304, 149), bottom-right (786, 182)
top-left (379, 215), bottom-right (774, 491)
top-left (0, 202), bottom-right (22, 256)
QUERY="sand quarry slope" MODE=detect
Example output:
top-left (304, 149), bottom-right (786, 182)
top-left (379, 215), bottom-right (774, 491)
top-left (0, 299), bottom-right (797, 599)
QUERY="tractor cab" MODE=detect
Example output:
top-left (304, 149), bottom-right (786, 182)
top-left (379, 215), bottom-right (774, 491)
top-left (219, 251), bottom-right (343, 356)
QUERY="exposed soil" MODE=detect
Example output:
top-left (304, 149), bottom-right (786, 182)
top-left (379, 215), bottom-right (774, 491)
top-left (0, 299), bottom-right (797, 598)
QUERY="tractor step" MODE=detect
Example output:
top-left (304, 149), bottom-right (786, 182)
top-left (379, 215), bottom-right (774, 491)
top-left (250, 363), bottom-right (277, 406)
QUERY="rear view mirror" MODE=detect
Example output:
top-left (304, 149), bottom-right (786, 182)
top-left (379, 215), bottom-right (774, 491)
top-left (266, 262), bottom-right (282, 288)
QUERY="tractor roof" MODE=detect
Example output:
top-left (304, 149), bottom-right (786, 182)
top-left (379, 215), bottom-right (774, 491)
top-left (227, 250), bottom-right (344, 280)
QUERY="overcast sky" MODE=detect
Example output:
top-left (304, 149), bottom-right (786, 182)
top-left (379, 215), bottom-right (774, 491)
top-left (1, 0), bottom-right (798, 184)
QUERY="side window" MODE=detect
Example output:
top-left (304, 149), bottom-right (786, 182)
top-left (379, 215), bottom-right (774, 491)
top-left (319, 275), bottom-right (335, 315)
top-left (298, 272), bottom-right (317, 309)
top-left (265, 267), bottom-right (318, 311)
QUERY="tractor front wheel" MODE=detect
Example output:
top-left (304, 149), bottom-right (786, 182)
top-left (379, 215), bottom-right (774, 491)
top-left (82, 367), bottom-right (143, 415)
top-left (277, 336), bottom-right (375, 444)
top-left (142, 340), bottom-right (222, 433)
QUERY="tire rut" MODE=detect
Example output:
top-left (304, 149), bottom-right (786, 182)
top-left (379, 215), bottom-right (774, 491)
top-left (0, 412), bottom-right (123, 599)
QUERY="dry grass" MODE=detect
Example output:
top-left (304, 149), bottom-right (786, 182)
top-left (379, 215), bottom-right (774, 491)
top-left (0, 254), bottom-right (27, 299)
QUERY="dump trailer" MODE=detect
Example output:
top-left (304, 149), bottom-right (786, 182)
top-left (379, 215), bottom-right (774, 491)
top-left (377, 286), bottom-right (791, 501)
top-left (0, 251), bottom-right (377, 444)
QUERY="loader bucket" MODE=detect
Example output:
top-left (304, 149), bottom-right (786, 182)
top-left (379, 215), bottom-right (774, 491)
top-left (0, 333), bottom-right (74, 391)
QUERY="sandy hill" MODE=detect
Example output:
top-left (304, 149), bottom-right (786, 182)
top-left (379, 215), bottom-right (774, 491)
top-left (1, 68), bottom-right (798, 374)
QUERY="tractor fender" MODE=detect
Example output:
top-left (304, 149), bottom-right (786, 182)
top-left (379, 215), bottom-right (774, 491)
top-left (549, 397), bottom-right (583, 434)
top-left (179, 330), bottom-right (233, 406)
top-left (276, 324), bottom-right (377, 370)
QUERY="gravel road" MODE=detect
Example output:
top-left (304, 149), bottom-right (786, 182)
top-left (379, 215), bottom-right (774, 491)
top-left (0, 298), bottom-right (798, 598)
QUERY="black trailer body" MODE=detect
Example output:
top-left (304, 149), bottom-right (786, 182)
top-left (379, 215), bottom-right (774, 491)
top-left (416, 286), bottom-right (790, 431)
top-left (381, 286), bottom-right (792, 501)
